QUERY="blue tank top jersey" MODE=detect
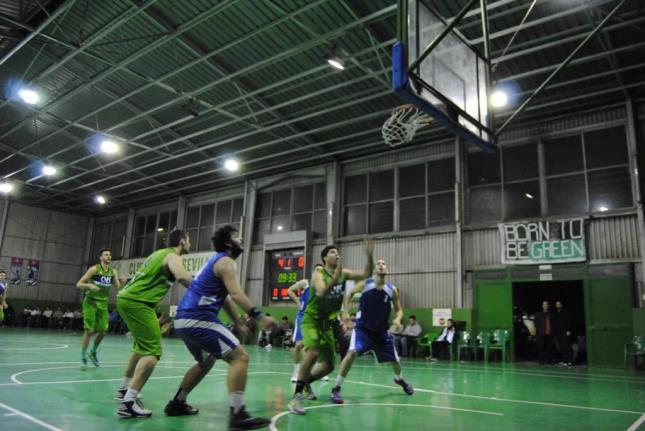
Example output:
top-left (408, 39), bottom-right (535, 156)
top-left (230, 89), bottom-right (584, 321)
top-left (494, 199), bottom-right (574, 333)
top-left (356, 278), bottom-right (394, 333)
top-left (177, 252), bottom-right (230, 320)
top-left (0, 282), bottom-right (5, 295)
top-left (297, 282), bottom-right (310, 319)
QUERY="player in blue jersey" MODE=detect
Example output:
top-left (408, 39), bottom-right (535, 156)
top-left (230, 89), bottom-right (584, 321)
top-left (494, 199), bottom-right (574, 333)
top-left (286, 264), bottom-right (323, 383)
top-left (330, 259), bottom-right (413, 404)
top-left (165, 225), bottom-right (277, 430)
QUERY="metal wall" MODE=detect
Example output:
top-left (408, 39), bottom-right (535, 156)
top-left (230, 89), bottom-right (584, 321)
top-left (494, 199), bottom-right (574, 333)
top-left (0, 202), bottom-right (89, 303)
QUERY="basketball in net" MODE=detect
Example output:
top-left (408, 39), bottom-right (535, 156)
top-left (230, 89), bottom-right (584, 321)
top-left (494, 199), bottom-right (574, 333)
top-left (382, 104), bottom-right (433, 148)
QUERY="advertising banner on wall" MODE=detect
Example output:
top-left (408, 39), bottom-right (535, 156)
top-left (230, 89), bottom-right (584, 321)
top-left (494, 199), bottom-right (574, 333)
top-left (498, 218), bottom-right (586, 265)
top-left (9, 257), bottom-right (22, 285)
top-left (25, 259), bottom-right (40, 286)
top-left (112, 251), bottom-right (214, 280)
top-left (432, 308), bottom-right (452, 326)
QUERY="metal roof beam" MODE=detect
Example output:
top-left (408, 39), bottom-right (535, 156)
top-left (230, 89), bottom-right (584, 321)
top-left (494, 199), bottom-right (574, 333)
top-left (0, 0), bottom-right (75, 67)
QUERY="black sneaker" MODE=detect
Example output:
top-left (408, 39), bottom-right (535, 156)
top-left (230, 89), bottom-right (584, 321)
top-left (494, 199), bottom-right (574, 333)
top-left (164, 399), bottom-right (199, 416)
top-left (229, 406), bottom-right (271, 430)
top-left (117, 399), bottom-right (152, 418)
top-left (394, 377), bottom-right (414, 395)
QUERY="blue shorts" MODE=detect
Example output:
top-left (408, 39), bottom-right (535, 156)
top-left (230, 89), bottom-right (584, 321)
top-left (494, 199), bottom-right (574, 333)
top-left (174, 317), bottom-right (240, 362)
top-left (350, 326), bottom-right (399, 363)
top-left (292, 314), bottom-right (304, 343)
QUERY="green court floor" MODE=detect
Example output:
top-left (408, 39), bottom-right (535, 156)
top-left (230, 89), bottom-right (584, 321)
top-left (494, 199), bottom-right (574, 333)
top-left (0, 328), bottom-right (643, 431)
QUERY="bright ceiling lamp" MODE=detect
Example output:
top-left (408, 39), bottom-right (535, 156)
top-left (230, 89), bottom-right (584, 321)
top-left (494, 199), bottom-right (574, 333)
top-left (100, 139), bottom-right (120, 154)
top-left (327, 44), bottom-right (345, 70)
top-left (224, 158), bottom-right (239, 172)
top-left (95, 195), bottom-right (107, 205)
top-left (18, 88), bottom-right (39, 105)
top-left (0, 182), bottom-right (14, 194)
top-left (491, 90), bottom-right (508, 108)
top-left (42, 165), bottom-right (56, 176)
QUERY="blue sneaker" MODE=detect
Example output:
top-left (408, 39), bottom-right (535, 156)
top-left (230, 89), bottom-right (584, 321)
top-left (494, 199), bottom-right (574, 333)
top-left (394, 377), bottom-right (414, 395)
top-left (330, 387), bottom-right (344, 404)
top-left (88, 351), bottom-right (100, 367)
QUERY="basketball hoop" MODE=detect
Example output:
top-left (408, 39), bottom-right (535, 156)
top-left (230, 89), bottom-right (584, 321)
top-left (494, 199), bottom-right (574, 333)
top-left (382, 104), bottom-right (433, 147)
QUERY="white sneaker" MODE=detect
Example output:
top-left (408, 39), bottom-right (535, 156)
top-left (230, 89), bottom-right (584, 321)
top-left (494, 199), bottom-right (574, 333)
top-left (321, 375), bottom-right (329, 382)
top-left (288, 394), bottom-right (305, 415)
top-left (291, 372), bottom-right (298, 383)
top-left (264, 344), bottom-right (272, 351)
top-left (117, 400), bottom-right (152, 418)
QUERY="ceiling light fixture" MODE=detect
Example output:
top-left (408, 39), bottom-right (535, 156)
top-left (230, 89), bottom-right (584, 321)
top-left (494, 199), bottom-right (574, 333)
top-left (327, 44), bottom-right (345, 70)
top-left (18, 88), bottom-right (39, 105)
top-left (95, 195), bottom-right (107, 205)
top-left (100, 139), bottom-right (120, 154)
top-left (491, 90), bottom-right (508, 108)
top-left (42, 165), bottom-right (56, 176)
top-left (224, 158), bottom-right (239, 172)
top-left (0, 182), bottom-right (14, 194)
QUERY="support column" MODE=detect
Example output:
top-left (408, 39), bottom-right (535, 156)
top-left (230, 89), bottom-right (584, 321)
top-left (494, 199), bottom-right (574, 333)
top-left (123, 208), bottom-right (136, 259)
top-left (240, 180), bottom-right (257, 293)
top-left (454, 138), bottom-right (464, 308)
top-left (176, 196), bottom-right (187, 229)
top-left (326, 162), bottom-right (340, 244)
top-left (626, 99), bottom-right (645, 307)
top-left (0, 198), bottom-right (10, 255)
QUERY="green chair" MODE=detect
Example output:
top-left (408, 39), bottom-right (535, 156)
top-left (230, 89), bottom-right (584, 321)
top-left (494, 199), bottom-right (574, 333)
top-left (418, 330), bottom-right (441, 358)
top-left (476, 331), bottom-right (492, 363)
top-left (457, 331), bottom-right (477, 362)
top-left (624, 335), bottom-right (645, 368)
top-left (488, 329), bottom-right (510, 363)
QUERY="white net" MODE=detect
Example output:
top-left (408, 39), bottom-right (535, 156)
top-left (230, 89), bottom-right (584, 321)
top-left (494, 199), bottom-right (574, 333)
top-left (381, 105), bottom-right (432, 147)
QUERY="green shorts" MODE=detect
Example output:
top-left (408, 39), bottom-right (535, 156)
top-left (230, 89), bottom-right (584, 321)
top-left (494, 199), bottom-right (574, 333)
top-left (82, 297), bottom-right (109, 332)
top-left (300, 314), bottom-right (336, 364)
top-left (116, 296), bottom-right (162, 358)
top-left (0, 307), bottom-right (4, 321)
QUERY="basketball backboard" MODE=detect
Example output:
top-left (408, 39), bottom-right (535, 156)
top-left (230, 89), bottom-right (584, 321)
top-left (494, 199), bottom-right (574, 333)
top-left (393, 0), bottom-right (496, 152)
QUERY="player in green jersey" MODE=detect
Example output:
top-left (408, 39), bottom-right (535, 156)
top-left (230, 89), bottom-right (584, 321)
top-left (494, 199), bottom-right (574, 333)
top-left (115, 229), bottom-right (193, 419)
top-left (76, 248), bottom-right (121, 369)
top-left (289, 238), bottom-right (373, 415)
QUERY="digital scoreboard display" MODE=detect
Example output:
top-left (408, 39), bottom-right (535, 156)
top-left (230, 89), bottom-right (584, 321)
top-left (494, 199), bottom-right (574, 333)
top-left (268, 249), bottom-right (305, 301)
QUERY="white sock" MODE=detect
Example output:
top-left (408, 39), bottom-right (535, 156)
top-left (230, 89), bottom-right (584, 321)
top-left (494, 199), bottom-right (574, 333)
top-left (335, 375), bottom-right (345, 387)
top-left (230, 391), bottom-right (244, 414)
top-left (123, 388), bottom-right (139, 402)
top-left (293, 363), bottom-right (300, 374)
top-left (121, 377), bottom-right (132, 389)
top-left (395, 374), bottom-right (402, 381)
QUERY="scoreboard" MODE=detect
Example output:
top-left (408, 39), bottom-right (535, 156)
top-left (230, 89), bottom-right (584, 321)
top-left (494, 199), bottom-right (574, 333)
top-left (268, 249), bottom-right (305, 301)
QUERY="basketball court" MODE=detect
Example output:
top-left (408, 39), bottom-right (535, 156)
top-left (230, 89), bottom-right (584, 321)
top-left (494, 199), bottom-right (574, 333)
top-left (1, 0), bottom-right (644, 430)
top-left (0, 329), bottom-right (642, 431)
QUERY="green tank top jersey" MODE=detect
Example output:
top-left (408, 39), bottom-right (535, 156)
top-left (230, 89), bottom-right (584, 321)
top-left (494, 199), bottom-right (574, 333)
top-left (117, 248), bottom-right (177, 305)
top-left (304, 266), bottom-right (348, 323)
top-left (85, 264), bottom-right (115, 302)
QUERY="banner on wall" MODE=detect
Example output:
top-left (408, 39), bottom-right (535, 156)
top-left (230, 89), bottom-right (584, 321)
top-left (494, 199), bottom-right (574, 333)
top-left (9, 257), bottom-right (22, 285)
top-left (25, 260), bottom-right (40, 286)
top-left (432, 308), bottom-right (452, 326)
top-left (112, 251), bottom-right (214, 280)
top-left (498, 218), bottom-right (586, 265)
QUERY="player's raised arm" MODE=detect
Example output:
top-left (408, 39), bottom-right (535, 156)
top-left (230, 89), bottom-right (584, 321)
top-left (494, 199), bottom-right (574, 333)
top-left (76, 266), bottom-right (99, 292)
top-left (342, 281), bottom-right (365, 319)
top-left (165, 253), bottom-right (192, 287)
top-left (312, 261), bottom-right (342, 297)
top-left (287, 279), bottom-right (308, 307)
top-left (343, 238), bottom-right (374, 281)
top-left (391, 286), bottom-right (404, 328)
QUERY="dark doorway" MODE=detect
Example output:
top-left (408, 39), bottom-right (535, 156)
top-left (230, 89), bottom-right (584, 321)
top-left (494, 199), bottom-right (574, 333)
top-left (512, 280), bottom-right (586, 364)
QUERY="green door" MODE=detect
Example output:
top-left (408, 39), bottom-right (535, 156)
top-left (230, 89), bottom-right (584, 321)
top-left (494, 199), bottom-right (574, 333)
top-left (474, 273), bottom-right (513, 359)
top-left (585, 266), bottom-right (634, 367)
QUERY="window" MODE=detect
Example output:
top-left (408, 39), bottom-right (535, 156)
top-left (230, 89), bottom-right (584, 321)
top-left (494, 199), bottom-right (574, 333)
top-left (91, 218), bottom-right (127, 261)
top-left (131, 210), bottom-right (178, 257)
top-left (253, 183), bottom-right (326, 244)
top-left (503, 143), bottom-right (540, 220)
top-left (467, 151), bottom-right (501, 223)
top-left (187, 198), bottom-right (243, 251)
top-left (343, 169), bottom-right (395, 235)
top-left (544, 126), bottom-right (632, 215)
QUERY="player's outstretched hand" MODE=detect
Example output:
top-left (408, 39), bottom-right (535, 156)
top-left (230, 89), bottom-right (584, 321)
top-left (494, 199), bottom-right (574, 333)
top-left (363, 237), bottom-right (374, 255)
top-left (236, 321), bottom-right (250, 338)
top-left (259, 315), bottom-right (278, 332)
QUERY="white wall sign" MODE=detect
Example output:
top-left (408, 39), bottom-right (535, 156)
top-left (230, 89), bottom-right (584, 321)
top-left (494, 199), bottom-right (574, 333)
top-left (432, 308), bottom-right (452, 326)
top-left (499, 218), bottom-right (586, 265)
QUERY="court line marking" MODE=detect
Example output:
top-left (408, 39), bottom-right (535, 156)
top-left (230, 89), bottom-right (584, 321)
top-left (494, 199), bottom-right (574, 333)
top-left (0, 402), bottom-right (63, 431)
top-left (260, 371), bottom-right (645, 416)
top-left (626, 414), bottom-right (645, 431)
top-left (269, 402), bottom-right (503, 431)
top-left (10, 365), bottom-right (206, 383)
top-left (0, 343), bottom-right (69, 351)
top-left (349, 380), bottom-right (645, 416)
